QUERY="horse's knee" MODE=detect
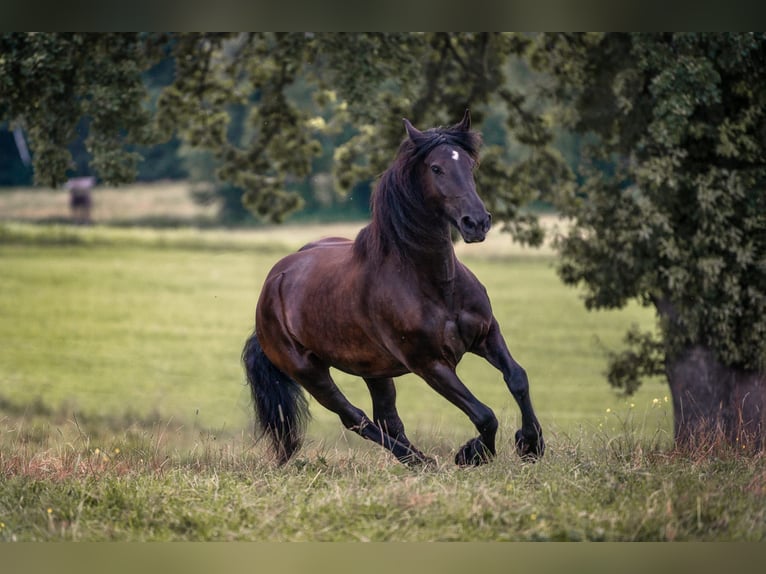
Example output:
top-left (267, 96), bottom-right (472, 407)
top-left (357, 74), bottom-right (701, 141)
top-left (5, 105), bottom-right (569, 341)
top-left (507, 363), bottom-right (529, 397)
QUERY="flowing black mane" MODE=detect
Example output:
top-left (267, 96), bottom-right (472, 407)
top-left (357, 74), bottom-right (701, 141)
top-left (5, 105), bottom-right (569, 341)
top-left (353, 123), bottom-right (482, 263)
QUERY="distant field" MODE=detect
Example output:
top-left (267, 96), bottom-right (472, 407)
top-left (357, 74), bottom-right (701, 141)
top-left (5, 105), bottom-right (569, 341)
top-left (0, 182), bottom-right (219, 226)
top-left (0, 181), bottom-right (562, 258)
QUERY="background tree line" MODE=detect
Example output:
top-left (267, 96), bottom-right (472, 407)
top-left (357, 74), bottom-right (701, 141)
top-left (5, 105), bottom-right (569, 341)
top-left (1, 32), bottom-right (764, 452)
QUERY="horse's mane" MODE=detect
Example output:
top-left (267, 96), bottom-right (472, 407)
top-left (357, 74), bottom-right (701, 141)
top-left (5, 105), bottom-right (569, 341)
top-left (353, 123), bottom-right (482, 264)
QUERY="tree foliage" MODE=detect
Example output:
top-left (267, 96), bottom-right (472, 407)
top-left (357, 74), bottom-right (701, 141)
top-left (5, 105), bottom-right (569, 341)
top-left (530, 33), bottom-right (766, 389)
top-left (0, 33), bottom-right (163, 186)
top-left (0, 32), bottom-right (561, 237)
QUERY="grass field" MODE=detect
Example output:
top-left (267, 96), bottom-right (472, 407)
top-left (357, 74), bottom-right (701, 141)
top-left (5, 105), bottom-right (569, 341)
top-left (1, 210), bottom-right (764, 541)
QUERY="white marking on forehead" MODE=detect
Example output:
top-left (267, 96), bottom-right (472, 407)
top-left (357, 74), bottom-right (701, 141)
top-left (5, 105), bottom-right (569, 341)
top-left (451, 149), bottom-right (459, 161)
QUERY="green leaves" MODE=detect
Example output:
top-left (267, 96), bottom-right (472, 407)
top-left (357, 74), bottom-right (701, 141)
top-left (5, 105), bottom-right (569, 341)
top-left (1, 32), bottom-right (562, 230)
top-left (606, 325), bottom-right (665, 396)
top-left (1, 33), bottom-right (163, 187)
top-left (535, 33), bottom-right (766, 388)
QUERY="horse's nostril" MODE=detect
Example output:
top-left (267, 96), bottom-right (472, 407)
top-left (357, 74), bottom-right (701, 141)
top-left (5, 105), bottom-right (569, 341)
top-left (461, 216), bottom-right (476, 231)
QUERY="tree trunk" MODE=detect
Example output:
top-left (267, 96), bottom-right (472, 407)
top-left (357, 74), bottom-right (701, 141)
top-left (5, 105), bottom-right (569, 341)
top-left (666, 345), bottom-right (765, 452)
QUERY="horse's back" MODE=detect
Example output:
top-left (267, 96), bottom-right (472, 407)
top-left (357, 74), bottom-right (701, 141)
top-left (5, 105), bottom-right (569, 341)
top-left (257, 238), bottom-right (412, 376)
top-left (298, 236), bottom-right (354, 251)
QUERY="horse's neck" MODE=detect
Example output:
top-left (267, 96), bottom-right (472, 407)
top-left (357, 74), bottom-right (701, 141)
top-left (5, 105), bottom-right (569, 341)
top-left (360, 199), bottom-right (458, 290)
top-left (403, 235), bottom-right (459, 299)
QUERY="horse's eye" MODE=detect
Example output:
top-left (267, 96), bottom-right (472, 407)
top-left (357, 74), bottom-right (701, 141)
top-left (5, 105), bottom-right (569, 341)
top-left (430, 165), bottom-right (442, 175)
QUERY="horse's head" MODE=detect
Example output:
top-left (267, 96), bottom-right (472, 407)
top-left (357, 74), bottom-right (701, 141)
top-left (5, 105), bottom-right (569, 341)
top-left (404, 111), bottom-right (491, 243)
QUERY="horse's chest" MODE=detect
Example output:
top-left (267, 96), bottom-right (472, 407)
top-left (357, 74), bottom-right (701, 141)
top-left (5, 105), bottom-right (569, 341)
top-left (441, 312), bottom-right (486, 365)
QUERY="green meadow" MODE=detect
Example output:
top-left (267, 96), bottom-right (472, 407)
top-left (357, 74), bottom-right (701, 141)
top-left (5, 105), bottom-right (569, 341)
top-left (1, 222), bottom-right (763, 541)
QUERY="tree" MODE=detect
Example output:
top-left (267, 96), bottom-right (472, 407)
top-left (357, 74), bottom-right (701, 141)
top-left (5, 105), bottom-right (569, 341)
top-left (0, 33), bottom-right (164, 186)
top-left (0, 33), bottom-right (560, 238)
top-left (152, 32), bottom-right (560, 232)
top-left (530, 33), bottom-right (766, 450)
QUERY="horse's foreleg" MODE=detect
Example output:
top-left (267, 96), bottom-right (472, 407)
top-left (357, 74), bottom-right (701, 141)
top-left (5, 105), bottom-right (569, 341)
top-left (416, 362), bottom-right (498, 466)
top-left (475, 320), bottom-right (545, 460)
top-left (364, 377), bottom-right (433, 465)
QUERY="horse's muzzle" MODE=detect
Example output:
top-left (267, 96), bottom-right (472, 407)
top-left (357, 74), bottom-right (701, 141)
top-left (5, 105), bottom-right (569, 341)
top-left (459, 213), bottom-right (492, 243)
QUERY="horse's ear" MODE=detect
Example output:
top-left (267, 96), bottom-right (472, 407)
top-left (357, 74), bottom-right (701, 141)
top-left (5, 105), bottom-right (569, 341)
top-left (403, 118), bottom-right (424, 143)
top-left (456, 109), bottom-right (471, 132)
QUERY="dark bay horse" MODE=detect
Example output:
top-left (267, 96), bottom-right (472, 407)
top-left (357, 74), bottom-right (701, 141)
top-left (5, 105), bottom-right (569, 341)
top-left (243, 111), bottom-right (544, 466)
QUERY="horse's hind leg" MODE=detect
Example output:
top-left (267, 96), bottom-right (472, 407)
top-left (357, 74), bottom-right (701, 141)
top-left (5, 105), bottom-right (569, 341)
top-left (293, 363), bottom-right (431, 466)
top-left (364, 377), bottom-right (433, 465)
top-left (364, 377), bottom-right (407, 439)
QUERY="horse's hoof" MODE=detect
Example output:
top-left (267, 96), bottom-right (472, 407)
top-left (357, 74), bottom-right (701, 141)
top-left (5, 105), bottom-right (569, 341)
top-left (515, 429), bottom-right (545, 461)
top-left (400, 450), bottom-right (436, 468)
top-left (455, 437), bottom-right (492, 467)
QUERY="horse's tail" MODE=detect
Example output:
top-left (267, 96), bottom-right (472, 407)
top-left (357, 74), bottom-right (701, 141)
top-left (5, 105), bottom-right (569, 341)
top-left (242, 331), bottom-right (309, 464)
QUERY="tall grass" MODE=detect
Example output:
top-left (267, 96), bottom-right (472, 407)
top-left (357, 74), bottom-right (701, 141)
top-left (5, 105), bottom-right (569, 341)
top-left (1, 407), bottom-right (763, 541)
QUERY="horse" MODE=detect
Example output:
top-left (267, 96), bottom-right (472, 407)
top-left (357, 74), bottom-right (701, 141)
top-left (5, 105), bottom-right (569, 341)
top-left (243, 110), bottom-right (545, 467)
